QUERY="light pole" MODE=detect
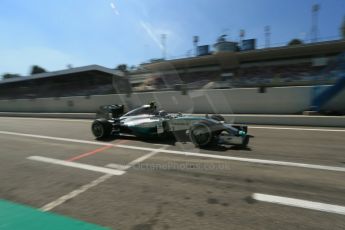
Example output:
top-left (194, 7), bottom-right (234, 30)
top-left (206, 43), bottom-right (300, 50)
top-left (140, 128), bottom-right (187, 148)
top-left (161, 34), bottom-right (167, 60)
top-left (265, 26), bottom-right (271, 48)
top-left (193, 36), bottom-right (199, 57)
top-left (240, 29), bottom-right (245, 49)
top-left (311, 4), bottom-right (320, 42)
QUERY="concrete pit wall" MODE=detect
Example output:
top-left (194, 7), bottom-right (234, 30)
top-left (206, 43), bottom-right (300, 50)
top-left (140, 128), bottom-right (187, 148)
top-left (0, 85), bottom-right (343, 114)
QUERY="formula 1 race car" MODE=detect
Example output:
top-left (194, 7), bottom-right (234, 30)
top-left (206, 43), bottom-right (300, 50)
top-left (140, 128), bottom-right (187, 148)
top-left (91, 103), bottom-right (249, 148)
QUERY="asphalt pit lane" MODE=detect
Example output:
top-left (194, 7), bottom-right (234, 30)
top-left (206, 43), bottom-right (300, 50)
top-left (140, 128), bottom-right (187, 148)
top-left (195, 211), bottom-right (205, 217)
top-left (207, 198), bottom-right (219, 204)
top-left (244, 195), bottom-right (257, 204)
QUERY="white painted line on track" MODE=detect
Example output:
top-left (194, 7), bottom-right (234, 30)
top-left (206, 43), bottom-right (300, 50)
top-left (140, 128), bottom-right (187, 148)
top-left (28, 156), bottom-right (125, 175)
top-left (38, 145), bottom-right (168, 212)
top-left (117, 144), bottom-right (345, 173)
top-left (2, 130), bottom-right (345, 173)
top-left (106, 163), bottom-right (128, 171)
top-left (252, 193), bottom-right (345, 215)
top-left (0, 131), bottom-right (107, 146)
top-left (250, 126), bottom-right (345, 132)
top-left (126, 146), bottom-right (168, 168)
top-left (41, 174), bottom-right (113, 212)
top-left (0, 116), bottom-right (92, 122)
top-left (153, 143), bottom-right (171, 147)
top-left (106, 146), bottom-right (168, 170)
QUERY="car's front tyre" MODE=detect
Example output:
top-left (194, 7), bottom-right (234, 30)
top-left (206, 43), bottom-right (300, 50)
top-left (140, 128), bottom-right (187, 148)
top-left (240, 135), bottom-right (250, 148)
top-left (189, 122), bottom-right (215, 148)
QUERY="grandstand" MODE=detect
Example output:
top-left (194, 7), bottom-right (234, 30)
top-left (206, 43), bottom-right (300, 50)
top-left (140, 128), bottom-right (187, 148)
top-left (1, 40), bottom-right (344, 100)
top-left (0, 65), bottom-right (129, 100)
top-left (131, 39), bottom-right (345, 91)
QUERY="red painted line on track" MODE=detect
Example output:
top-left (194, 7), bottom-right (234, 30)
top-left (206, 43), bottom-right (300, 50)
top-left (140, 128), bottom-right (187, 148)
top-left (66, 139), bottom-right (128, 162)
top-left (66, 145), bottom-right (112, 162)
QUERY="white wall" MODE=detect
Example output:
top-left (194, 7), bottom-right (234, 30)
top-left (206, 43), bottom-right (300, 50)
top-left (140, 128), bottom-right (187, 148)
top-left (0, 86), bottom-right (344, 114)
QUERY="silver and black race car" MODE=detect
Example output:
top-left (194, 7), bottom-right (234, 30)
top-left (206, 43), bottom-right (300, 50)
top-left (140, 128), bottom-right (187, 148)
top-left (91, 103), bottom-right (249, 148)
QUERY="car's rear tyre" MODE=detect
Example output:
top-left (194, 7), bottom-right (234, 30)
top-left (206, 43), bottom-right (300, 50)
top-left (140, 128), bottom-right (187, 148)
top-left (91, 119), bottom-right (112, 139)
top-left (189, 122), bottom-right (214, 148)
top-left (210, 114), bottom-right (225, 122)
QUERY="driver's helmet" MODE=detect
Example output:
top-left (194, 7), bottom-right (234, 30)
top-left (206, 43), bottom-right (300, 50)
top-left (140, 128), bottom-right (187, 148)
top-left (149, 101), bottom-right (156, 109)
top-left (147, 101), bottom-right (158, 115)
top-left (158, 110), bottom-right (168, 117)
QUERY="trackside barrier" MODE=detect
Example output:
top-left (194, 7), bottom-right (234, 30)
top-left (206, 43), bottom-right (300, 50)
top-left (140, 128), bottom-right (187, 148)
top-left (0, 86), bottom-right (344, 114)
top-left (311, 74), bottom-right (345, 111)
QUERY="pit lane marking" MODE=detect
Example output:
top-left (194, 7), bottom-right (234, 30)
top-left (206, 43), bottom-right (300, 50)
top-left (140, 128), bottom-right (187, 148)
top-left (65, 140), bottom-right (128, 162)
top-left (2, 130), bottom-right (345, 173)
top-left (106, 146), bottom-right (169, 170)
top-left (250, 126), bottom-right (345, 132)
top-left (252, 193), bottom-right (345, 215)
top-left (153, 143), bottom-right (171, 147)
top-left (116, 144), bottom-right (345, 172)
top-left (38, 146), bottom-right (168, 211)
top-left (40, 174), bottom-right (113, 212)
top-left (28, 156), bottom-right (125, 175)
top-left (0, 116), bottom-right (92, 122)
top-left (0, 130), bottom-right (108, 146)
top-left (66, 145), bottom-right (113, 162)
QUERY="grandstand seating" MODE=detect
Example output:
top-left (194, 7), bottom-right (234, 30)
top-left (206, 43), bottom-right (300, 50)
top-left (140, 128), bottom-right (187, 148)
top-left (1, 41), bottom-right (344, 98)
top-left (0, 70), bottom-right (128, 99)
top-left (131, 62), bottom-right (335, 91)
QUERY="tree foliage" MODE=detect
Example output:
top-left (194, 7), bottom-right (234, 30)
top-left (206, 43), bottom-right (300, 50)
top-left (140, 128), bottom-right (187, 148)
top-left (287, 39), bottom-right (303, 46)
top-left (2, 73), bottom-right (21, 80)
top-left (31, 65), bottom-right (47, 75)
top-left (116, 64), bottom-right (128, 72)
